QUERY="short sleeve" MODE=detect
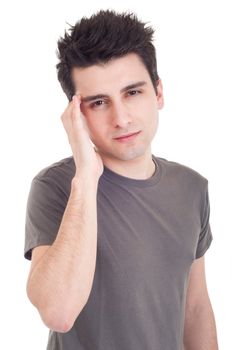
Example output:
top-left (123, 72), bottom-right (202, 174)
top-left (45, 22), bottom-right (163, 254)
top-left (24, 176), bottom-right (67, 260)
top-left (195, 182), bottom-right (213, 259)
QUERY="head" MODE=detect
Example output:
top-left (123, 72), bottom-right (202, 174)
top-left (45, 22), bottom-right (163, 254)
top-left (56, 9), bottom-right (164, 164)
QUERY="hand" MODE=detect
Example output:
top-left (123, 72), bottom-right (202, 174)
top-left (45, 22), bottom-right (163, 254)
top-left (61, 93), bottom-right (104, 181)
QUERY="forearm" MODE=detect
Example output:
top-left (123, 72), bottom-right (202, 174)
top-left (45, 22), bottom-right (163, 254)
top-left (183, 303), bottom-right (219, 350)
top-left (27, 175), bottom-right (98, 332)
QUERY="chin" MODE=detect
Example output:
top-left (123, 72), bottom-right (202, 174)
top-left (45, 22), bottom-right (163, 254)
top-left (116, 145), bottom-right (149, 161)
top-left (94, 140), bottom-right (150, 161)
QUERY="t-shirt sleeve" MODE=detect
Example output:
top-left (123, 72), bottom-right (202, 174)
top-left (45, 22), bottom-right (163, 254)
top-left (24, 176), bottom-right (67, 261)
top-left (195, 181), bottom-right (213, 259)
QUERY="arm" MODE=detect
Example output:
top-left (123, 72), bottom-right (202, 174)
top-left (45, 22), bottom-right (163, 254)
top-left (27, 176), bottom-right (97, 332)
top-left (26, 93), bottom-right (103, 333)
top-left (183, 256), bottom-right (219, 349)
top-left (26, 175), bottom-right (99, 333)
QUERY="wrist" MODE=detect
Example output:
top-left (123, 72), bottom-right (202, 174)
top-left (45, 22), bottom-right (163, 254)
top-left (72, 173), bottom-right (99, 189)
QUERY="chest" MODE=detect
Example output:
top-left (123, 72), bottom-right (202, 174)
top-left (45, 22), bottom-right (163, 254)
top-left (95, 188), bottom-right (199, 297)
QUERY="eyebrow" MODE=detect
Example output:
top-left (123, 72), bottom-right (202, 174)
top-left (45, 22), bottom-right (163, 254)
top-left (81, 81), bottom-right (147, 103)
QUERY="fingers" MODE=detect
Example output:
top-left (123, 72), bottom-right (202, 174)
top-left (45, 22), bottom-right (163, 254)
top-left (72, 92), bottom-right (82, 115)
top-left (72, 90), bottom-right (81, 103)
top-left (71, 92), bottom-right (83, 127)
top-left (72, 94), bottom-right (80, 104)
top-left (61, 91), bottom-right (86, 141)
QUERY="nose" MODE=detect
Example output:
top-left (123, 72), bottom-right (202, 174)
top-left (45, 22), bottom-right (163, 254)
top-left (111, 100), bottom-right (132, 128)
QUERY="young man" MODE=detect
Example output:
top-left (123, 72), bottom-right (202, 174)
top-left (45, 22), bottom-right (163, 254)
top-left (24, 9), bottom-right (219, 350)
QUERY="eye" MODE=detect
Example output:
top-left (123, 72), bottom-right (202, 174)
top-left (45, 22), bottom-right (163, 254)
top-left (89, 90), bottom-right (142, 109)
top-left (127, 89), bottom-right (142, 96)
top-left (90, 100), bottom-right (106, 108)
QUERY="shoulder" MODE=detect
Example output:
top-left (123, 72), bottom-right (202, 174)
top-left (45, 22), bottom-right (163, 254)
top-left (31, 155), bottom-right (76, 197)
top-left (156, 155), bottom-right (209, 191)
top-left (33, 155), bottom-right (75, 181)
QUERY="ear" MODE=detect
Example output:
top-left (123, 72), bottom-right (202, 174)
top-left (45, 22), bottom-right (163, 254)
top-left (156, 79), bottom-right (164, 109)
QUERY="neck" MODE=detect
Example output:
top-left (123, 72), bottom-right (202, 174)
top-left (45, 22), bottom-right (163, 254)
top-left (101, 150), bottom-right (156, 180)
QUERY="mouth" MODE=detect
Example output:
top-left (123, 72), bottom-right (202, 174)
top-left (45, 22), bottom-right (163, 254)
top-left (113, 130), bottom-right (141, 142)
top-left (114, 131), bottom-right (140, 140)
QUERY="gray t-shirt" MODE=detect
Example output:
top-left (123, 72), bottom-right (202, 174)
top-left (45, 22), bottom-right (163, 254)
top-left (24, 154), bottom-right (213, 350)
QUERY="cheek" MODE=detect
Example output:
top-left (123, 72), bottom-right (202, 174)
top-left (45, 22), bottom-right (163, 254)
top-left (83, 118), bottom-right (106, 144)
top-left (146, 110), bottom-right (159, 136)
top-left (80, 105), bottom-right (90, 124)
top-left (150, 114), bottom-right (159, 136)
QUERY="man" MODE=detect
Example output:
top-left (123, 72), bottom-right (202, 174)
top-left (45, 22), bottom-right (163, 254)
top-left (24, 9), bottom-right (219, 350)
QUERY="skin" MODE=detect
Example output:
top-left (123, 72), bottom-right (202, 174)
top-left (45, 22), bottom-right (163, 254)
top-left (60, 53), bottom-right (219, 345)
top-left (27, 52), bottom-right (218, 341)
top-left (70, 52), bottom-right (164, 180)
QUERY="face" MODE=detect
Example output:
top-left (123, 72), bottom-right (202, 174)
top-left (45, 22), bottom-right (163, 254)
top-left (71, 52), bottom-right (164, 164)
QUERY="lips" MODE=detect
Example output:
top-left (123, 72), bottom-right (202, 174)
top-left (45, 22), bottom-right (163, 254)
top-left (114, 131), bottom-right (140, 139)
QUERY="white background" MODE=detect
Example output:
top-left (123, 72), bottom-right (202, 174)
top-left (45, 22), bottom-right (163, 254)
top-left (0, 0), bottom-right (231, 348)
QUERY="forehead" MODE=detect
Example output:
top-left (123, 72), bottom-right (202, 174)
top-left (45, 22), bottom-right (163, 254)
top-left (71, 53), bottom-right (151, 93)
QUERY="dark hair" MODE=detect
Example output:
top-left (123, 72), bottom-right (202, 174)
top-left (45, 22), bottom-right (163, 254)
top-left (56, 9), bottom-right (160, 102)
